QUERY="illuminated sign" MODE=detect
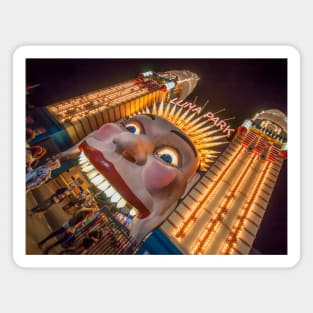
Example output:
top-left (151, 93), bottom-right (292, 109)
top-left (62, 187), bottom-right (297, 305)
top-left (170, 98), bottom-right (235, 137)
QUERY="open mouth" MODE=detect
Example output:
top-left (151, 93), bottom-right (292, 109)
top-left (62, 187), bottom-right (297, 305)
top-left (78, 141), bottom-right (150, 219)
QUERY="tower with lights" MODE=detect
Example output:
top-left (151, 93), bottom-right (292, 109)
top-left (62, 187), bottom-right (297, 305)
top-left (40, 70), bottom-right (199, 146)
top-left (157, 109), bottom-right (287, 254)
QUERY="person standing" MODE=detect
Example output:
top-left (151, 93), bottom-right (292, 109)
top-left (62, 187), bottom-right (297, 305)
top-left (37, 207), bottom-right (98, 254)
top-left (28, 186), bottom-right (74, 216)
top-left (26, 159), bottom-right (61, 192)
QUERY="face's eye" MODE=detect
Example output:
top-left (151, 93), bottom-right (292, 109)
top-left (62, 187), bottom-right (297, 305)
top-left (154, 146), bottom-right (179, 167)
top-left (124, 121), bottom-right (142, 135)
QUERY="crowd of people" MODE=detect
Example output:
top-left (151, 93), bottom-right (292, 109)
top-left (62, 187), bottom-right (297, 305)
top-left (27, 180), bottom-right (106, 254)
top-left (36, 205), bottom-right (138, 255)
top-left (37, 206), bottom-right (99, 254)
top-left (58, 208), bottom-right (138, 255)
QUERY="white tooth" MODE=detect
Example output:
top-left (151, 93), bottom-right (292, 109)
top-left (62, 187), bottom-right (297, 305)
top-left (105, 186), bottom-right (116, 198)
top-left (79, 155), bottom-right (87, 161)
top-left (97, 180), bottom-right (110, 191)
top-left (91, 175), bottom-right (105, 186)
top-left (111, 192), bottom-right (122, 203)
top-left (81, 161), bottom-right (88, 168)
top-left (87, 170), bottom-right (98, 179)
top-left (82, 164), bottom-right (94, 172)
top-left (79, 156), bottom-right (88, 164)
top-left (116, 198), bottom-right (126, 208)
top-left (79, 158), bottom-right (89, 165)
top-left (79, 153), bottom-right (87, 161)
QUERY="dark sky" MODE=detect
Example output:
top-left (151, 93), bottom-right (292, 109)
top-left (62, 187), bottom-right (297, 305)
top-left (26, 58), bottom-right (287, 254)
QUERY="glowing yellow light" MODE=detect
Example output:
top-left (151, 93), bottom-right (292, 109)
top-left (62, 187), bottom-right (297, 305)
top-left (175, 145), bottom-right (246, 241)
top-left (129, 208), bottom-right (137, 217)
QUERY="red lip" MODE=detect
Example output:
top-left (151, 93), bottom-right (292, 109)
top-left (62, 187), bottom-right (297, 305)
top-left (79, 141), bottom-right (150, 219)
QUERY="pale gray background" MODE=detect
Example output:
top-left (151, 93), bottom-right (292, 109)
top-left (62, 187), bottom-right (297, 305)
top-left (2, 1), bottom-right (311, 312)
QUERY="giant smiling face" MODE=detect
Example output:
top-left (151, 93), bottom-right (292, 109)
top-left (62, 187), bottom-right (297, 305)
top-left (76, 114), bottom-right (200, 243)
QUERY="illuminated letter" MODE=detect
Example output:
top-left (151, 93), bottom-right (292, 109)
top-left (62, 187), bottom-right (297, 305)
top-left (217, 120), bottom-right (227, 130)
top-left (204, 112), bottom-right (214, 121)
top-left (170, 98), bottom-right (178, 105)
top-left (183, 102), bottom-right (197, 111)
top-left (176, 100), bottom-right (185, 107)
top-left (192, 107), bottom-right (202, 115)
top-left (211, 117), bottom-right (220, 126)
top-left (223, 125), bottom-right (236, 137)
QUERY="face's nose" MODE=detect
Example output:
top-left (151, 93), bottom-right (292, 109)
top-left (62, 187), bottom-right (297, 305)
top-left (113, 132), bottom-right (154, 165)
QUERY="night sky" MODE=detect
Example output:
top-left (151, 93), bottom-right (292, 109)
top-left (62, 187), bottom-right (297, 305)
top-left (26, 58), bottom-right (287, 254)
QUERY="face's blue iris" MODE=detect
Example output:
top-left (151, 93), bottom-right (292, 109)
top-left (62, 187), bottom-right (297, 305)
top-left (154, 146), bottom-right (179, 167)
top-left (160, 153), bottom-right (173, 164)
top-left (126, 125), bottom-right (137, 133)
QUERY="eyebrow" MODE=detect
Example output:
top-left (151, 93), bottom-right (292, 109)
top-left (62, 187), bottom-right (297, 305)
top-left (145, 114), bottom-right (155, 120)
top-left (170, 130), bottom-right (197, 157)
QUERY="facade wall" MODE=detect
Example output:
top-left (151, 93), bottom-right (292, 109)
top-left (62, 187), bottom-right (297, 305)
top-left (160, 129), bottom-right (285, 255)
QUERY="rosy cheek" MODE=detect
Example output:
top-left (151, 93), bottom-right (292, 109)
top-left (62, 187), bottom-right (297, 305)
top-left (92, 123), bottom-right (122, 141)
top-left (143, 160), bottom-right (177, 193)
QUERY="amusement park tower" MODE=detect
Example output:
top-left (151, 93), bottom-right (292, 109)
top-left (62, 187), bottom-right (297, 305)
top-left (44, 70), bottom-right (199, 146)
top-left (160, 109), bottom-right (287, 254)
